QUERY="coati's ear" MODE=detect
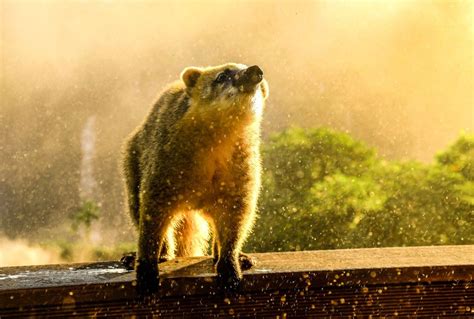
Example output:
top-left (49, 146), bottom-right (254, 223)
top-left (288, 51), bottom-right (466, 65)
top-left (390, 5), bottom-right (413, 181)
top-left (181, 67), bottom-right (202, 88)
top-left (260, 79), bottom-right (269, 99)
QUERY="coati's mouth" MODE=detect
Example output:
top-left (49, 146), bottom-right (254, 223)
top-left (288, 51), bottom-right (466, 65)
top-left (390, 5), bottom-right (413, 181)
top-left (233, 65), bottom-right (264, 94)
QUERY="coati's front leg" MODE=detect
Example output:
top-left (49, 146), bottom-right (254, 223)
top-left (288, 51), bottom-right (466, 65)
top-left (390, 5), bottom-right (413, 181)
top-left (135, 204), bottom-right (171, 296)
top-left (214, 197), bottom-right (255, 291)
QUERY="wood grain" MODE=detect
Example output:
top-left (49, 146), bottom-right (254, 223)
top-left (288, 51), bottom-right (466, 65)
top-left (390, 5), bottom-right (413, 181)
top-left (1, 245), bottom-right (473, 317)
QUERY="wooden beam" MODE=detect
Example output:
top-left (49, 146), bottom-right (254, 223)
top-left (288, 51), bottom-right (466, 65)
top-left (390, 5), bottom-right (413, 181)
top-left (1, 245), bottom-right (473, 317)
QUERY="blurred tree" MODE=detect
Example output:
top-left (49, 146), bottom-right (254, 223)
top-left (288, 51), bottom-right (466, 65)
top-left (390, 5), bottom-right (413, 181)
top-left (247, 127), bottom-right (377, 251)
top-left (246, 128), bottom-right (474, 252)
top-left (436, 134), bottom-right (474, 181)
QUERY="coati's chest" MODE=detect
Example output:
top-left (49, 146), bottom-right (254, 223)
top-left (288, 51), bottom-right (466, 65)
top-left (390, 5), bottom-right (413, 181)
top-left (196, 135), bottom-right (240, 184)
top-left (170, 97), bottom-right (261, 203)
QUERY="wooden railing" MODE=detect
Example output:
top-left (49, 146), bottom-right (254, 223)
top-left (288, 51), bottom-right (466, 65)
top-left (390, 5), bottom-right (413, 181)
top-left (1, 245), bottom-right (473, 317)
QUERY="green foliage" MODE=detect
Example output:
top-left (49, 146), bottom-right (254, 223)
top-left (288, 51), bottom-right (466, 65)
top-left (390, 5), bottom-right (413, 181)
top-left (436, 133), bottom-right (474, 181)
top-left (246, 128), bottom-right (474, 252)
top-left (71, 200), bottom-right (100, 232)
top-left (58, 241), bottom-right (74, 262)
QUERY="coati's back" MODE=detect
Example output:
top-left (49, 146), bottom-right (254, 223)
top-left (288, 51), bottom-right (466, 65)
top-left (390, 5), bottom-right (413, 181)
top-left (133, 84), bottom-right (189, 149)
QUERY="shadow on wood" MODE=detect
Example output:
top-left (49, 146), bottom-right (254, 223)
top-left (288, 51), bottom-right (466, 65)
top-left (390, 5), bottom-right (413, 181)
top-left (1, 245), bottom-right (473, 317)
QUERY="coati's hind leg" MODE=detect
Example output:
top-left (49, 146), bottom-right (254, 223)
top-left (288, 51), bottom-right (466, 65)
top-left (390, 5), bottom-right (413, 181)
top-left (135, 204), bottom-right (173, 295)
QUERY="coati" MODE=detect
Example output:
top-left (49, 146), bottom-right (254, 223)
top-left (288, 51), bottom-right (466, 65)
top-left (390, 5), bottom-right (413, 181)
top-left (122, 63), bottom-right (269, 294)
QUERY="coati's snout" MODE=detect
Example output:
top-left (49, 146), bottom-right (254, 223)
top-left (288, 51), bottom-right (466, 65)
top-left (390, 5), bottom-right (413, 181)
top-left (181, 63), bottom-right (268, 101)
top-left (234, 65), bottom-right (263, 92)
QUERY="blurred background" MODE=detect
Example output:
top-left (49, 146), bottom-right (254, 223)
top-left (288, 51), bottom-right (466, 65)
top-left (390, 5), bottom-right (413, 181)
top-left (1, 0), bottom-right (473, 266)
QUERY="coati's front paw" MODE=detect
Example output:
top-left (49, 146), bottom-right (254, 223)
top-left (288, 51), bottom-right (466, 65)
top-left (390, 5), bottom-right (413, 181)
top-left (216, 259), bottom-right (242, 292)
top-left (120, 252), bottom-right (136, 270)
top-left (136, 259), bottom-right (159, 296)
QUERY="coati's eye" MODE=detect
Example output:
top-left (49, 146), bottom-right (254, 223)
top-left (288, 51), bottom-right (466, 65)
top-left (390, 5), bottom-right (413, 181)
top-left (215, 73), bottom-right (227, 83)
top-left (215, 71), bottom-right (230, 84)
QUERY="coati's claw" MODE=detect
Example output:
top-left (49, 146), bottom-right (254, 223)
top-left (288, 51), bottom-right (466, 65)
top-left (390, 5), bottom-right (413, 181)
top-left (238, 253), bottom-right (256, 271)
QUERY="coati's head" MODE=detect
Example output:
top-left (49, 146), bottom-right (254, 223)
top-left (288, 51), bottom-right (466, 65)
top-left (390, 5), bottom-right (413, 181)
top-left (180, 63), bottom-right (269, 116)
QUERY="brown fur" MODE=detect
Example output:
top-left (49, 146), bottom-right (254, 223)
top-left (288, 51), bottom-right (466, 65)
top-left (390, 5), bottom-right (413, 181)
top-left (122, 63), bottom-right (268, 293)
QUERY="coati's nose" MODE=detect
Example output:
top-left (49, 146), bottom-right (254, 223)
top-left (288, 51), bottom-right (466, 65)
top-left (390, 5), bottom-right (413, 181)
top-left (246, 65), bottom-right (263, 85)
top-left (234, 65), bottom-right (264, 89)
